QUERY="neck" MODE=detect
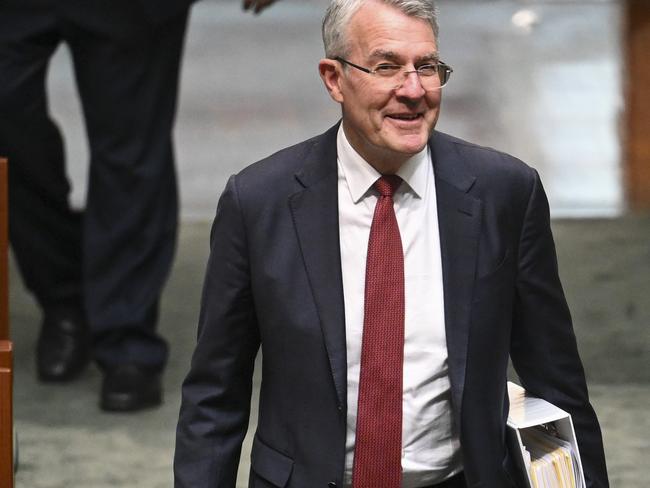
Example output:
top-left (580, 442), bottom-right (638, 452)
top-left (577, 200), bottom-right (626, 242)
top-left (369, 159), bottom-right (404, 175)
top-left (342, 125), bottom-right (412, 175)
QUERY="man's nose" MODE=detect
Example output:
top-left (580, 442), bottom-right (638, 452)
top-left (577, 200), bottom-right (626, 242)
top-left (395, 71), bottom-right (426, 98)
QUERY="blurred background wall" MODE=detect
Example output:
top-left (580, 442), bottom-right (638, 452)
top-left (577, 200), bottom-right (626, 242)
top-left (48, 0), bottom-right (628, 219)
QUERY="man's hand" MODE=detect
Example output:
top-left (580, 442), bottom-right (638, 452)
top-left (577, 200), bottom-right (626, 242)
top-left (242, 0), bottom-right (278, 14)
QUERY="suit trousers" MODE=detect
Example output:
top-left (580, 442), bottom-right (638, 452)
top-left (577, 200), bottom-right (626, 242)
top-left (0, 0), bottom-right (189, 370)
top-left (423, 471), bottom-right (466, 488)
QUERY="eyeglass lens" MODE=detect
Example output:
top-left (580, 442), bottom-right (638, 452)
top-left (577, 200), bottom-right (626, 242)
top-left (392, 66), bottom-right (450, 91)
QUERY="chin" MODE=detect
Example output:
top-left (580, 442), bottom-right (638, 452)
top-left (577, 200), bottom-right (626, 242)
top-left (392, 136), bottom-right (429, 155)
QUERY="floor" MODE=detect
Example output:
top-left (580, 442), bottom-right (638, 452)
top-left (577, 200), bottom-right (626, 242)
top-left (10, 218), bottom-right (650, 487)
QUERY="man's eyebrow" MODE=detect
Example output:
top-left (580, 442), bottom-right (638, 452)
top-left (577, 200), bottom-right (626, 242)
top-left (416, 52), bottom-right (440, 63)
top-left (368, 49), bottom-right (400, 62)
top-left (368, 49), bottom-right (440, 63)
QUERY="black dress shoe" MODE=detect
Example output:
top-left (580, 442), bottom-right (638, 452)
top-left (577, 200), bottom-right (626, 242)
top-left (37, 307), bottom-right (90, 382)
top-left (100, 364), bottom-right (162, 412)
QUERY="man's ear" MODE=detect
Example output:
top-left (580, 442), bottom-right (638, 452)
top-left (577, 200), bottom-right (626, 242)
top-left (319, 58), bottom-right (345, 103)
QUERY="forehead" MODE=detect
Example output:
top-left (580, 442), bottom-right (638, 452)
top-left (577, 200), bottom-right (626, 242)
top-left (347, 2), bottom-right (437, 59)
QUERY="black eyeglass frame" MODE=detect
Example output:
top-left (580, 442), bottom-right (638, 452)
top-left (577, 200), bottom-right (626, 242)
top-left (334, 56), bottom-right (453, 88)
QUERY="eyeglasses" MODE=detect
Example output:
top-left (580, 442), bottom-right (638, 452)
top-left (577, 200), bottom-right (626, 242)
top-left (335, 56), bottom-right (453, 91)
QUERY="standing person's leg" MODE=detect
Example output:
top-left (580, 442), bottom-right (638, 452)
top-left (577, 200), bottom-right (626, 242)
top-left (66, 6), bottom-right (189, 411)
top-left (0, 1), bottom-right (89, 382)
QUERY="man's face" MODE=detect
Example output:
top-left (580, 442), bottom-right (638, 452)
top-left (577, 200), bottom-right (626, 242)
top-left (321, 1), bottom-right (442, 171)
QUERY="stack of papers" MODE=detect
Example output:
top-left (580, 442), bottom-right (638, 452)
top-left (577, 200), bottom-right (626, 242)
top-left (520, 426), bottom-right (580, 488)
top-left (506, 382), bottom-right (586, 488)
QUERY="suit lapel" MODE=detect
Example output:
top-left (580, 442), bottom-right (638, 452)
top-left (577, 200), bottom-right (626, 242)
top-left (289, 125), bottom-right (347, 411)
top-left (287, 127), bottom-right (483, 417)
top-left (431, 133), bottom-right (482, 417)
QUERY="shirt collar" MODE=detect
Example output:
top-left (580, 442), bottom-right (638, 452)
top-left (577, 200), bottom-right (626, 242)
top-left (336, 124), bottom-right (429, 203)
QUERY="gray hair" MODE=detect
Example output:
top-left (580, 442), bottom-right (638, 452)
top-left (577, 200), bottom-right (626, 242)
top-left (322, 0), bottom-right (439, 59)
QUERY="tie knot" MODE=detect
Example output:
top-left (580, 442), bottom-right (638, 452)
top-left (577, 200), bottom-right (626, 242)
top-left (374, 175), bottom-right (402, 197)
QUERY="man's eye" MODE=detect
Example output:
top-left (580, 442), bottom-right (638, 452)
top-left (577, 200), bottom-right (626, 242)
top-left (417, 64), bottom-right (438, 76)
top-left (374, 64), bottom-right (401, 76)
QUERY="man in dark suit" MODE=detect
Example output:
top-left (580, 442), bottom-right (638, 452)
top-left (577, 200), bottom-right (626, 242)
top-left (174, 0), bottom-right (609, 486)
top-left (0, 0), bottom-right (276, 412)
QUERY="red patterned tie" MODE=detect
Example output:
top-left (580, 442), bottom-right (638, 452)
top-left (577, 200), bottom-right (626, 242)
top-left (352, 175), bottom-right (404, 488)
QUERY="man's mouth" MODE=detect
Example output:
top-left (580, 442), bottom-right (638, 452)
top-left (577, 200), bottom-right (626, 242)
top-left (386, 113), bottom-right (422, 121)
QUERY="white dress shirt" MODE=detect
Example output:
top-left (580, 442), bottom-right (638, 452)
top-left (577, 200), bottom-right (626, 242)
top-left (337, 125), bottom-right (462, 488)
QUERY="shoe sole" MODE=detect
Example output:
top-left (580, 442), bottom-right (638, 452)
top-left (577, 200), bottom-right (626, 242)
top-left (100, 391), bottom-right (162, 412)
top-left (37, 357), bottom-right (90, 383)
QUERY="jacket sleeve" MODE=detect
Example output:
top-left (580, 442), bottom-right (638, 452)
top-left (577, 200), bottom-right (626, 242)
top-left (510, 170), bottom-right (609, 488)
top-left (174, 174), bottom-right (260, 488)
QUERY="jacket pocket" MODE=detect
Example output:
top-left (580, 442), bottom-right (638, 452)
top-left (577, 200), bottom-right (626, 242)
top-left (476, 248), bottom-right (511, 282)
top-left (250, 434), bottom-right (294, 487)
top-left (472, 249), bottom-right (513, 303)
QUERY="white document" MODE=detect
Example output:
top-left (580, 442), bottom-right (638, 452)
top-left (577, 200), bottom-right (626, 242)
top-left (506, 382), bottom-right (586, 488)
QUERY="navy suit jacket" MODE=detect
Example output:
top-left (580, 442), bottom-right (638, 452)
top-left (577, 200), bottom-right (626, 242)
top-left (174, 124), bottom-right (609, 487)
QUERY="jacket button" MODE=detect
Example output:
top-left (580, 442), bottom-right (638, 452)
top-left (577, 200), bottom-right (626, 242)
top-left (327, 483), bottom-right (337, 488)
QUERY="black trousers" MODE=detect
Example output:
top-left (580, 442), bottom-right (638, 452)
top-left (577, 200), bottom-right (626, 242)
top-left (0, 0), bottom-right (189, 370)
top-left (424, 471), bottom-right (466, 488)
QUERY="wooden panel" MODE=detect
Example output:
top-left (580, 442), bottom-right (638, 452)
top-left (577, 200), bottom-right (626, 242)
top-left (0, 158), bottom-right (7, 340)
top-left (0, 341), bottom-right (13, 487)
top-left (0, 159), bottom-right (13, 486)
top-left (624, 1), bottom-right (650, 210)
